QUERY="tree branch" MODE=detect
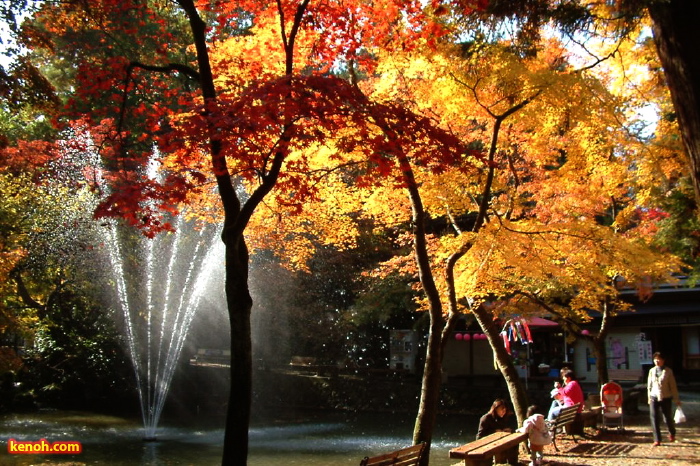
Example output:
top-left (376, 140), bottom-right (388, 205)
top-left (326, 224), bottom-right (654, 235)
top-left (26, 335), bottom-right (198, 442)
top-left (117, 61), bottom-right (201, 136)
top-left (10, 269), bottom-right (45, 316)
top-left (128, 61), bottom-right (201, 82)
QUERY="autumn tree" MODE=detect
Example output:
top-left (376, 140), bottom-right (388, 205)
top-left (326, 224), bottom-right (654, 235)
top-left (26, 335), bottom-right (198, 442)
top-left (390, 36), bottom-right (681, 412)
top-left (360, 38), bottom-right (586, 431)
top-left (0, 170), bottom-right (38, 349)
top-left (7, 1), bottom-right (686, 463)
top-left (383, 1), bottom-right (688, 420)
top-left (460, 0), bottom-right (700, 212)
top-left (0, 140), bottom-right (61, 340)
top-left (7, 1), bottom-right (474, 463)
top-left (0, 134), bottom-right (133, 408)
top-left (590, 17), bottom-right (700, 279)
top-left (254, 34), bottom-right (683, 462)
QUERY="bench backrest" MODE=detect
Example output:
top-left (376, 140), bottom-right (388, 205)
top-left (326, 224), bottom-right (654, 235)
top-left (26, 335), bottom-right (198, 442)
top-left (360, 442), bottom-right (426, 466)
top-left (552, 403), bottom-right (581, 426)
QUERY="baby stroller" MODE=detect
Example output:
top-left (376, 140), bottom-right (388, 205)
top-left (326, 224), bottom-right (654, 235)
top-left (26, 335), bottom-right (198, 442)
top-left (600, 381), bottom-right (624, 430)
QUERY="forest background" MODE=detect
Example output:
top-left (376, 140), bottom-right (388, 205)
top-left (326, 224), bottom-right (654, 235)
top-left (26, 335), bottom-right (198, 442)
top-left (1, 1), bottom-right (699, 465)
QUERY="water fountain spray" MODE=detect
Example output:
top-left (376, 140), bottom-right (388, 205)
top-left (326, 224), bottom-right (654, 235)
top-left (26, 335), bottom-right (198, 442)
top-left (93, 153), bottom-right (224, 441)
top-left (104, 215), bottom-right (222, 441)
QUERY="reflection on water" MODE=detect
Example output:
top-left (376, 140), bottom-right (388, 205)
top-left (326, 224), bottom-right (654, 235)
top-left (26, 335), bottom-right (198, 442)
top-left (0, 410), bottom-right (476, 465)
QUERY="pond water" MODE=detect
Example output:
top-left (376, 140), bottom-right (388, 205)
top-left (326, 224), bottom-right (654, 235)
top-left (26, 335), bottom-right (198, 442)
top-left (0, 410), bottom-right (478, 465)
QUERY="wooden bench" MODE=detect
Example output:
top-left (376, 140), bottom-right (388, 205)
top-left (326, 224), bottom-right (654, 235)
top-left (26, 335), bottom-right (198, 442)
top-left (579, 407), bottom-right (601, 429)
top-left (564, 406), bottom-right (602, 438)
top-left (360, 442), bottom-right (426, 466)
top-left (547, 403), bottom-right (582, 451)
top-left (449, 431), bottom-right (527, 466)
top-left (290, 356), bottom-right (317, 366)
top-left (607, 368), bottom-right (641, 383)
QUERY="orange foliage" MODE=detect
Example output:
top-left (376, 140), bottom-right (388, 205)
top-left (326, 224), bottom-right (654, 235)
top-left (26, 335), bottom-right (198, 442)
top-left (0, 140), bottom-right (56, 177)
top-left (16, 0), bottom-right (491, 238)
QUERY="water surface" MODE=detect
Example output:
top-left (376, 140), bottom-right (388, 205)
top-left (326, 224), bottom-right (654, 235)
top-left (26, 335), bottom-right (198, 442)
top-left (0, 409), bottom-right (477, 465)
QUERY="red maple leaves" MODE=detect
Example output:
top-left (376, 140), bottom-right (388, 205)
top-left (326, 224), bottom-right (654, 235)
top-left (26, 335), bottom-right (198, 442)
top-left (13, 0), bottom-right (489, 234)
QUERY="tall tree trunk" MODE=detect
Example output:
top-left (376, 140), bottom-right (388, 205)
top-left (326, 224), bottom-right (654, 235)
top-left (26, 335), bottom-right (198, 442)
top-left (413, 312), bottom-right (445, 466)
top-left (177, 2), bottom-right (252, 463)
top-left (178, 1), bottom-right (308, 463)
top-left (398, 152), bottom-right (445, 466)
top-left (222, 231), bottom-right (253, 465)
top-left (472, 306), bottom-right (528, 426)
top-left (593, 301), bottom-right (613, 390)
top-left (591, 335), bottom-right (607, 389)
top-left (363, 105), bottom-right (447, 465)
top-left (648, 0), bottom-right (700, 209)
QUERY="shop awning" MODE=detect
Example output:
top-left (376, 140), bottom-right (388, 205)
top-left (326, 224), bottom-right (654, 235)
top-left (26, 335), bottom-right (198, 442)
top-left (525, 316), bottom-right (559, 327)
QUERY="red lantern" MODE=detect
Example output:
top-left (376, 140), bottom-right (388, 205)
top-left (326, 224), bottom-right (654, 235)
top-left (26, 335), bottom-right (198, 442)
top-left (581, 330), bottom-right (590, 336)
top-left (455, 333), bottom-right (463, 341)
top-left (464, 333), bottom-right (471, 341)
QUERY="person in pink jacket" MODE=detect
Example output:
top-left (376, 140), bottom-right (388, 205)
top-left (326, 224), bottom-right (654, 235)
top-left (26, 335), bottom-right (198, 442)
top-left (547, 369), bottom-right (584, 421)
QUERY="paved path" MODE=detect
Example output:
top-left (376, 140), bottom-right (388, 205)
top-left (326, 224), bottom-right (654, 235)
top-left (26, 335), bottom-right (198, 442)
top-left (516, 388), bottom-right (700, 465)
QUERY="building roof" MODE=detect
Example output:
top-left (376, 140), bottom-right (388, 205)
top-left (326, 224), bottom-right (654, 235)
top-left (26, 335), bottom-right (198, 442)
top-left (605, 282), bottom-right (700, 327)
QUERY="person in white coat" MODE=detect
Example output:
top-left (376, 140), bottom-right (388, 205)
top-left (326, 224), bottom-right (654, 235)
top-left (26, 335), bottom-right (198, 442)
top-left (517, 405), bottom-right (552, 466)
top-left (647, 351), bottom-right (681, 446)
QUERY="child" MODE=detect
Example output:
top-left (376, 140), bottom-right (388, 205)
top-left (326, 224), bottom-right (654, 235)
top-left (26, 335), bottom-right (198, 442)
top-left (517, 405), bottom-right (552, 466)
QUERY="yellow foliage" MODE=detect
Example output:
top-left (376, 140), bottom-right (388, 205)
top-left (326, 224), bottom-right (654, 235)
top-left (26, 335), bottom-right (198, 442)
top-left (245, 143), bottom-right (368, 270)
top-left (442, 218), bottom-right (681, 320)
top-left (167, 17), bottom-right (685, 326)
top-left (339, 37), bottom-right (684, 322)
top-left (210, 15), bottom-right (289, 92)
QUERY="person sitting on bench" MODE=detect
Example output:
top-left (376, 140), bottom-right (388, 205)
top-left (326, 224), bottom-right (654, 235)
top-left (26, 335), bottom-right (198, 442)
top-left (477, 398), bottom-right (515, 439)
top-left (547, 369), bottom-right (584, 421)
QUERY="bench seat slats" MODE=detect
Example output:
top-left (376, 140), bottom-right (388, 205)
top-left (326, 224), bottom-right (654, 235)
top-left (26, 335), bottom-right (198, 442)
top-left (466, 433), bottom-right (527, 459)
top-left (449, 431), bottom-right (527, 466)
top-left (360, 442), bottom-right (426, 466)
top-left (548, 403), bottom-right (582, 451)
top-left (362, 459), bottom-right (421, 466)
top-left (448, 432), bottom-right (511, 458)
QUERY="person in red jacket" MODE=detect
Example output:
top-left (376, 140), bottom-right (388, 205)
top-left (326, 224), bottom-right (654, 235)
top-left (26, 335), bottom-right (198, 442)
top-left (547, 369), bottom-right (584, 421)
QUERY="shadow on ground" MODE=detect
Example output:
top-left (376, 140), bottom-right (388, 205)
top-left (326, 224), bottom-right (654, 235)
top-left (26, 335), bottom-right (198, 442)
top-left (512, 388), bottom-right (700, 466)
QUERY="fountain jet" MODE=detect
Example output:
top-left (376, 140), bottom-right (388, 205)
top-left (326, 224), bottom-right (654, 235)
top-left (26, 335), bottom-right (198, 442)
top-left (104, 215), bottom-right (222, 441)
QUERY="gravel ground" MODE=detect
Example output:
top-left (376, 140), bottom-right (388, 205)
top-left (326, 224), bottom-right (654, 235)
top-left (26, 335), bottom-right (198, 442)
top-left (514, 388), bottom-right (700, 466)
